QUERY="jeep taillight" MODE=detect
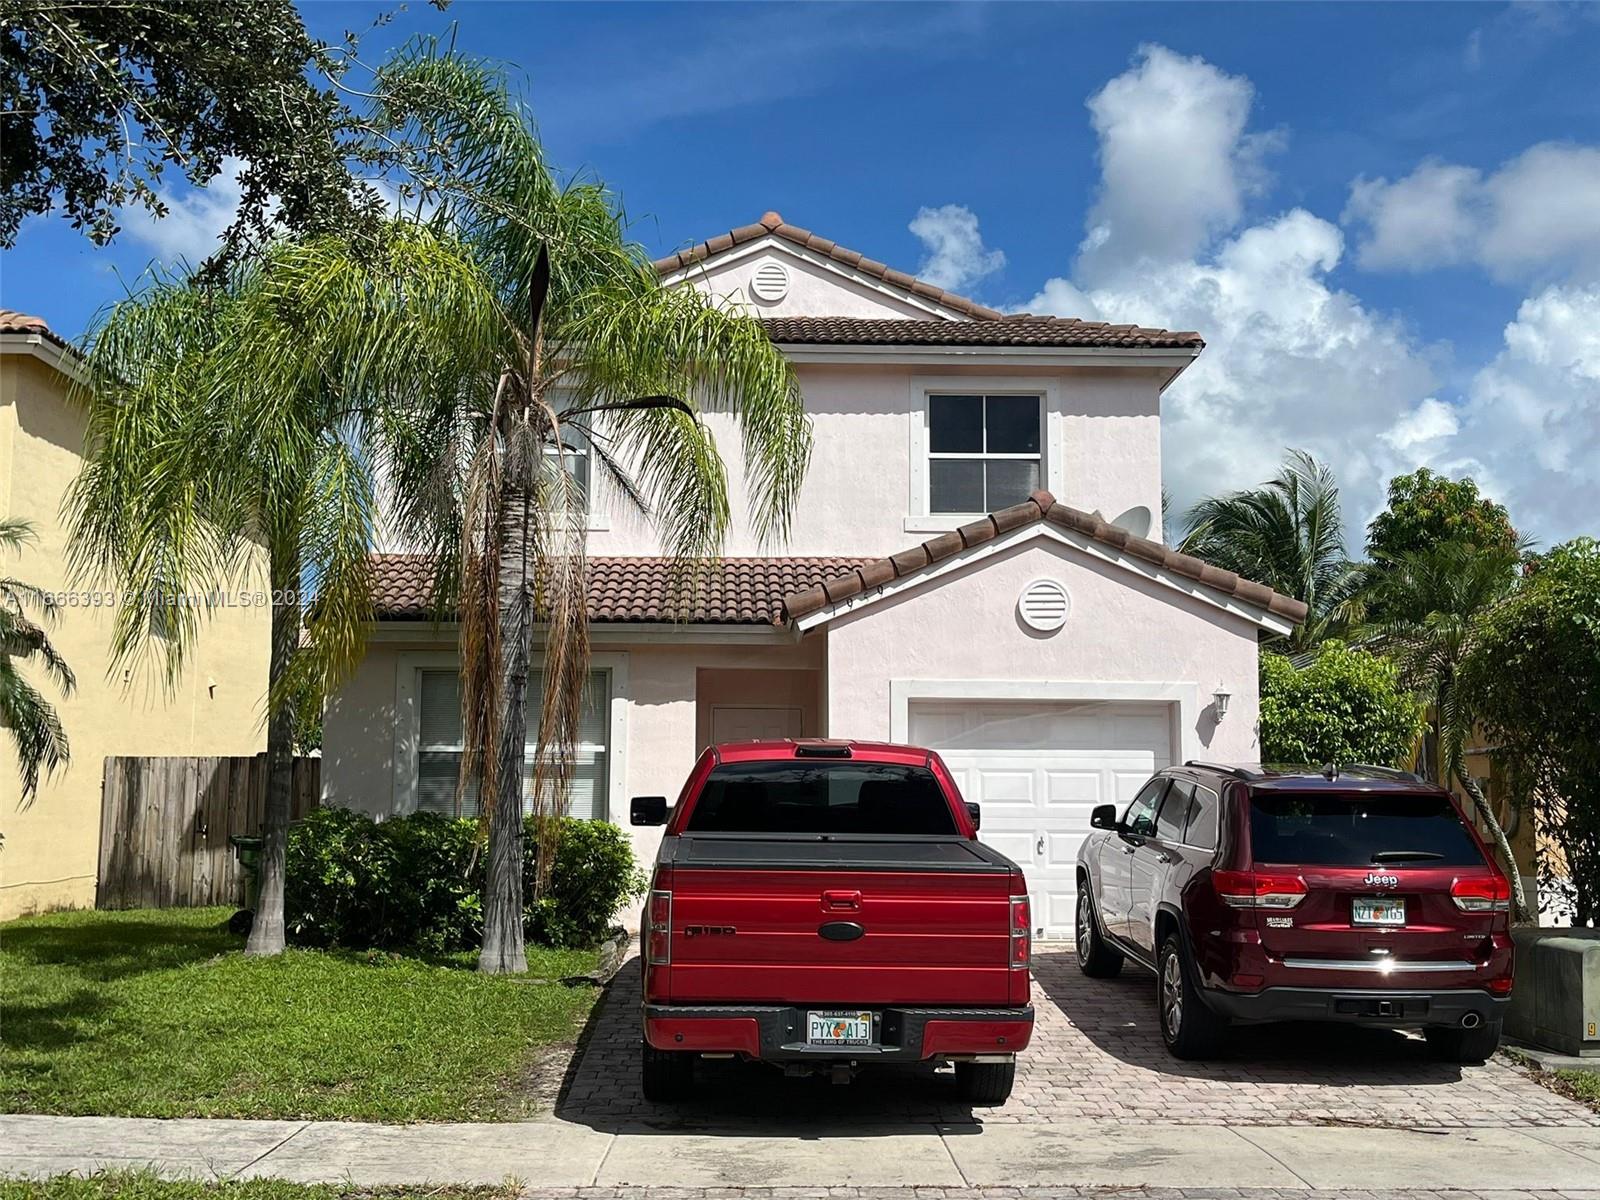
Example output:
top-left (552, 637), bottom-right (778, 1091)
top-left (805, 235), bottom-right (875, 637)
top-left (1213, 869), bottom-right (1307, 909)
top-left (1009, 896), bottom-right (1031, 969)
top-left (647, 889), bottom-right (673, 965)
top-left (1451, 875), bottom-right (1511, 913)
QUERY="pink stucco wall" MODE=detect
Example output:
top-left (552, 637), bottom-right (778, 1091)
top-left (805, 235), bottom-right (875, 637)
top-left (587, 363), bottom-right (1165, 559)
top-left (822, 535), bottom-right (1263, 763)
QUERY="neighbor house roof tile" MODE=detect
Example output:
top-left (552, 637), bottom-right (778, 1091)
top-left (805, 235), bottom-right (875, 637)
top-left (779, 491), bottom-right (1308, 626)
top-left (0, 309), bottom-right (68, 347)
top-left (759, 314), bottom-right (1204, 349)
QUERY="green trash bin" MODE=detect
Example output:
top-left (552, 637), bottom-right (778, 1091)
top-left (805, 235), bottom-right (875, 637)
top-left (228, 834), bottom-right (264, 936)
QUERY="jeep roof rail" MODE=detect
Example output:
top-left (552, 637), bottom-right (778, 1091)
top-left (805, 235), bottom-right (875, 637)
top-left (1183, 761), bottom-right (1263, 780)
top-left (1343, 763), bottom-right (1425, 783)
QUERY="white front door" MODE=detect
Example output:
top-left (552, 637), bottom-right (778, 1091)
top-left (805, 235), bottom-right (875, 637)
top-left (908, 699), bottom-right (1174, 941)
top-left (711, 705), bottom-right (804, 745)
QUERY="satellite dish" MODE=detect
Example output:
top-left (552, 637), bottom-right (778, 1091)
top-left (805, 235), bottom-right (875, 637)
top-left (1111, 505), bottom-right (1153, 539)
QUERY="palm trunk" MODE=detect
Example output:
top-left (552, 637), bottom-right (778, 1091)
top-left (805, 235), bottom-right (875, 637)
top-left (479, 493), bottom-right (531, 975)
top-left (245, 548), bottom-right (299, 956)
top-left (1456, 763), bottom-right (1531, 923)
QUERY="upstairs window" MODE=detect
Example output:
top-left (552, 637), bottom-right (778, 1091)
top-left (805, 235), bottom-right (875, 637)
top-left (928, 393), bottom-right (1042, 514)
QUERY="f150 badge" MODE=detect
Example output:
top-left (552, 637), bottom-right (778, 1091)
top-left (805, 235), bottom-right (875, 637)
top-left (683, 925), bottom-right (737, 937)
top-left (1364, 872), bottom-right (1401, 888)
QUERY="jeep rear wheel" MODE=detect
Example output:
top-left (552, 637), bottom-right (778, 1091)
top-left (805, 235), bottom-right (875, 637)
top-left (641, 1041), bottom-right (695, 1102)
top-left (1425, 1019), bottom-right (1502, 1064)
top-left (954, 1058), bottom-right (1015, 1105)
top-left (1157, 934), bottom-right (1229, 1060)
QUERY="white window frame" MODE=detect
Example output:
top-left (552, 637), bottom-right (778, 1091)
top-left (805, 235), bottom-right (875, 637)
top-left (906, 374), bottom-right (1064, 532)
top-left (546, 387), bottom-right (611, 531)
top-left (391, 650), bottom-right (629, 819)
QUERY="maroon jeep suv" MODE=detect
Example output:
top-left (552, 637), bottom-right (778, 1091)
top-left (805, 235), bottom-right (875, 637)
top-left (1075, 762), bottom-right (1514, 1062)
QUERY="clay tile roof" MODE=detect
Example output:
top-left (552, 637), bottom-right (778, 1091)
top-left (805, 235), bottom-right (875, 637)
top-left (0, 309), bottom-right (68, 348)
top-left (781, 490), bottom-right (1308, 626)
top-left (653, 212), bottom-right (1005, 321)
top-left (370, 553), bottom-right (873, 625)
top-left (759, 314), bottom-right (1203, 349)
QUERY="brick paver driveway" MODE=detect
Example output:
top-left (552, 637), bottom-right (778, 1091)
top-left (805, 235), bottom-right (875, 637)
top-left (554, 949), bottom-right (1596, 1130)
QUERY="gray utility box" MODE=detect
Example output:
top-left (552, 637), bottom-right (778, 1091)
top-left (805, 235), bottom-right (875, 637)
top-left (1506, 926), bottom-right (1600, 1057)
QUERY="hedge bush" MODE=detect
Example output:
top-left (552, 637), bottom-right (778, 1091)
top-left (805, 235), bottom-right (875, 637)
top-left (285, 808), bottom-right (646, 952)
top-left (1259, 641), bottom-right (1424, 769)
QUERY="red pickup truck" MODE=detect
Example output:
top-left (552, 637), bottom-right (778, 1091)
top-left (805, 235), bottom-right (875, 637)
top-left (629, 739), bottom-right (1034, 1105)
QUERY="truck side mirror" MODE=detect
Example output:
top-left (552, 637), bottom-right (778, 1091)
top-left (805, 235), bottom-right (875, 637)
top-left (965, 801), bottom-right (982, 831)
top-left (630, 795), bottom-right (669, 826)
top-left (1089, 803), bottom-right (1118, 831)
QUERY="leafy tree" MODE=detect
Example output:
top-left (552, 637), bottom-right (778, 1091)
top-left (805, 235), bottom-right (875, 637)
top-left (1361, 539), bottom-right (1528, 918)
top-left (0, 519), bottom-right (75, 800)
top-left (0, 0), bottom-right (387, 252)
top-left (1367, 468), bottom-right (1520, 563)
top-left (66, 226), bottom-right (490, 955)
top-left (1259, 642), bottom-right (1423, 769)
top-left (1179, 450), bottom-right (1357, 652)
top-left (1460, 539), bottom-right (1600, 925)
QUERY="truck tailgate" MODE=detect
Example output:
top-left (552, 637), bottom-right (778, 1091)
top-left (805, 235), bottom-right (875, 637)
top-left (660, 835), bottom-right (1018, 1005)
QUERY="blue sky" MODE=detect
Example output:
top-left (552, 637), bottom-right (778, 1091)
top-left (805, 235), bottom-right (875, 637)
top-left (4, 1), bottom-right (1597, 545)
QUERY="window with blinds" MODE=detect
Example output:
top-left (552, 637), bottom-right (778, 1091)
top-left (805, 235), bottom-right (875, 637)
top-left (416, 668), bottom-right (610, 820)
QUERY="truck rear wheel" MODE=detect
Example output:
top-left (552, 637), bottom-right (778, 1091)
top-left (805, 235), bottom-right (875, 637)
top-left (954, 1059), bottom-right (1015, 1105)
top-left (641, 1041), bottom-right (695, 1102)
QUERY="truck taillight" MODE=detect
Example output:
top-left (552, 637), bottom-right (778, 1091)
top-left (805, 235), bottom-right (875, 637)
top-left (1213, 869), bottom-right (1307, 909)
top-left (1451, 875), bottom-right (1511, 913)
top-left (647, 889), bottom-right (672, 965)
top-left (1009, 896), bottom-right (1031, 969)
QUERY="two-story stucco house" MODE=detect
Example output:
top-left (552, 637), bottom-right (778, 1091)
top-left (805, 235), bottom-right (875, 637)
top-left (321, 213), bottom-right (1306, 938)
top-left (0, 311), bottom-right (270, 918)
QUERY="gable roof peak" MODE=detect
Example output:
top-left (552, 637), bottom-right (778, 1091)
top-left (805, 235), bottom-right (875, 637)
top-left (758, 210), bottom-right (784, 229)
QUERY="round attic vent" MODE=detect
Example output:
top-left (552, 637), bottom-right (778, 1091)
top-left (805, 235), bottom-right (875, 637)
top-left (750, 259), bottom-right (790, 303)
top-left (1018, 578), bottom-right (1070, 633)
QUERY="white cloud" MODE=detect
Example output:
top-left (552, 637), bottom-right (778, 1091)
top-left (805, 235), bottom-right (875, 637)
top-left (118, 157), bottom-right (246, 267)
top-left (908, 204), bottom-right (1006, 291)
top-left (1077, 44), bottom-right (1280, 281)
top-left (1345, 143), bottom-right (1600, 283)
top-left (1451, 284), bottom-right (1600, 540)
top-left (1017, 44), bottom-right (1598, 548)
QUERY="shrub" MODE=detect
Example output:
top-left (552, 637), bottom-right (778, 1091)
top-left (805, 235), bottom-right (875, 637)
top-left (1259, 641), bottom-right (1424, 768)
top-left (285, 809), bottom-right (644, 952)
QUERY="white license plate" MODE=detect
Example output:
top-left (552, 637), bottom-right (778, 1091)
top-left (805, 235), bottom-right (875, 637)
top-left (806, 1010), bottom-right (873, 1046)
top-left (1353, 896), bottom-right (1406, 926)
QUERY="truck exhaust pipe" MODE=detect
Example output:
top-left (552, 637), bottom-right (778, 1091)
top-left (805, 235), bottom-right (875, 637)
top-left (1460, 1011), bottom-right (1483, 1029)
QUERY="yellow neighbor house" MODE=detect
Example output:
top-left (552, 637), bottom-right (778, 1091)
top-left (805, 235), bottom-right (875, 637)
top-left (0, 310), bottom-right (269, 919)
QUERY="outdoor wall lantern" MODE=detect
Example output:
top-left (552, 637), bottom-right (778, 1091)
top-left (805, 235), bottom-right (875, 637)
top-left (1213, 687), bottom-right (1232, 720)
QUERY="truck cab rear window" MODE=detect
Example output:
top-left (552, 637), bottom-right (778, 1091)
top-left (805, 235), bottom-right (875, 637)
top-left (688, 763), bottom-right (958, 835)
top-left (1247, 791), bottom-right (1485, 867)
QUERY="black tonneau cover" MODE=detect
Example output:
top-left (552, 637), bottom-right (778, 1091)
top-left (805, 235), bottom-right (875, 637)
top-left (665, 834), bottom-right (1019, 874)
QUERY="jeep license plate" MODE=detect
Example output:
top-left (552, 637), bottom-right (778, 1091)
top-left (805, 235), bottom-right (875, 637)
top-left (806, 1010), bottom-right (873, 1046)
top-left (1353, 896), bottom-right (1406, 926)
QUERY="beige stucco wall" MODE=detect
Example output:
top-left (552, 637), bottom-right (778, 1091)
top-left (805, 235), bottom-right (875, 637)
top-left (823, 534), bottom-right (1263, 764)
top-left (0, 350), bottom-right (269, 918)
top-left (588, 362), bottom-right (1166, 559)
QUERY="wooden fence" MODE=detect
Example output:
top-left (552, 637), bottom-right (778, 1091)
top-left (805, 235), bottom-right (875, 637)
top-left (96, 754), bottom-right (320, 910)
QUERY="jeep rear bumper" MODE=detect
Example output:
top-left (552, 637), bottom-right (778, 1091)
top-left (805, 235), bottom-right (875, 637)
top-left (1201, 986), bottom-right (1510, 1028)
top-left (642, 1003), bottom-right (1034, 1061)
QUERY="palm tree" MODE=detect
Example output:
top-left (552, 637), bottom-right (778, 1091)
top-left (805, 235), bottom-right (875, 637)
top-left (1359, 540), bottom-right (1529, 918)
top-left (1179, 450), bottom-right (1357, 652)
top-left (1, 519), bottom-right (75, 800)
top-left (353, 47), bottom-right (812, 973)
top-left (67, 229), bottom-right (494, 955)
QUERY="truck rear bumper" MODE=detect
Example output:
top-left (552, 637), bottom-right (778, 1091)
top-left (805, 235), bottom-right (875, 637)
top-left (643, 1003), bottom-right (1034, 1062)
top-left (1202, 986), bottom-right (1510, 1028)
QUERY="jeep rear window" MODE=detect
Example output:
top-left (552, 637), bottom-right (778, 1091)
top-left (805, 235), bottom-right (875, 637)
top-left (1247, 791), bottom-right (1485, 867)
top-left (687, 762), bottom-right (959, 835)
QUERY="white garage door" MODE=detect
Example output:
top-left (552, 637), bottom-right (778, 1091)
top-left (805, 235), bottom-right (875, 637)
top-left (909, 700), bottom-right (1174, 941)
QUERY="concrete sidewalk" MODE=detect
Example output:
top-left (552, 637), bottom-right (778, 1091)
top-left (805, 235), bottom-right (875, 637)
top-left (5, 1114), bottom-right (1600, 1190)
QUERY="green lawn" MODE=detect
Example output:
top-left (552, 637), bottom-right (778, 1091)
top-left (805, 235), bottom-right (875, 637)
top-left (1553, 1066), bottom-right (1600, 1112)
top-left (0, 1176), bottom-right (516, 1200)
top-left (0, 907), bottom-right (599, 1122)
